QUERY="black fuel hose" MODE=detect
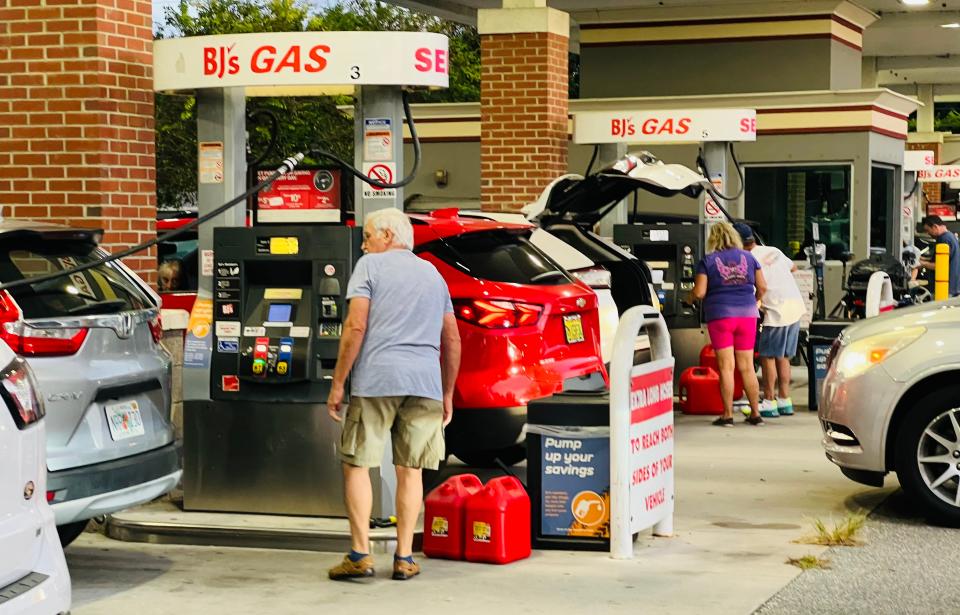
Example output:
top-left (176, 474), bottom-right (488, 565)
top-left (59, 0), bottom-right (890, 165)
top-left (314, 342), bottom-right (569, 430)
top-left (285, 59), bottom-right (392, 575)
top-left (697, 142), bottom-right (746, 202)
top-left (0, 154), bottom-right (306, 292)
top-left (308, 89), bottom-right (420, 190)
top-left (246, 108), bottom-right (280, 170)
top-left (584, 144), bottom-right (599, 177)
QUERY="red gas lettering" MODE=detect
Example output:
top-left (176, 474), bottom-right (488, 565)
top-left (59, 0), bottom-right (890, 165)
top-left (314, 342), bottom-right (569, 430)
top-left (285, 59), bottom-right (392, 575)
top-left (251, 45), bottom-right (276, 73)
top-left (305, 45), bottom-right (330, 73)
top-left (203, 47), bottom-right (217, 76)
top-left (641, 118), bottom-right (658, 135)
top-left (275, 46), bottom-right (301, 72)
top-left (677, 118), bottom-right (691, 134)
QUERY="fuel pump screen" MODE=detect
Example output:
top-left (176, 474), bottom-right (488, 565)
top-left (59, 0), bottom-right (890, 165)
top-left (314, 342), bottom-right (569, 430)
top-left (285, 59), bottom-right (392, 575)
top-left (267, 303), bottom-right (293, 322)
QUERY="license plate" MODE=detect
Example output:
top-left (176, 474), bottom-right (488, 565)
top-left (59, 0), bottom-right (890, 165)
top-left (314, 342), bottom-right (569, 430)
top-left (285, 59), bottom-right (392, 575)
top-left (563, 314), bottom-right (585, 344)
top-left (104, 401), bottom-right (145, 441)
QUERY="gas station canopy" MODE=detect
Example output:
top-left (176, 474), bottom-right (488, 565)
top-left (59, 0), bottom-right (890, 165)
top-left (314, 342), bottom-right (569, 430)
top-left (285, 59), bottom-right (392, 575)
top-left (153, 31), bottom-right (450, 96)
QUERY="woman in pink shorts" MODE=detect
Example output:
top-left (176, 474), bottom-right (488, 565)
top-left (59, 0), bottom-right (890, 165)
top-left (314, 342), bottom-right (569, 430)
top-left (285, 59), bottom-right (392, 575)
top-left (690, 223), bottom-right (767, 426)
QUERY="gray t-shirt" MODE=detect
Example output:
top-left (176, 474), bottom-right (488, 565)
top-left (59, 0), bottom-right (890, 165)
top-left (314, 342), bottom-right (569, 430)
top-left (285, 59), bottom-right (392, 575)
top-left (346, 249), bottom-right (453, 400)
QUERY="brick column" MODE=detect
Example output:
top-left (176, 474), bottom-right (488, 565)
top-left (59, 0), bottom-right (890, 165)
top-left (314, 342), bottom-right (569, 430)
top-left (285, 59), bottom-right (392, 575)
top-left (908, 140), bottom-right (943, 205)
top-left (479, 4), bottom-right (569, 212)
top-left (0, 0), bottom-right (157, 285)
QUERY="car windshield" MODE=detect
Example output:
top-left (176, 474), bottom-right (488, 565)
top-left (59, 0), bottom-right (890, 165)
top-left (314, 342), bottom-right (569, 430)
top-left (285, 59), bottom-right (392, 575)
top-left (426, 229), bottom-right (573, 286)
top-left (0, 239), bottom-right (153, 318)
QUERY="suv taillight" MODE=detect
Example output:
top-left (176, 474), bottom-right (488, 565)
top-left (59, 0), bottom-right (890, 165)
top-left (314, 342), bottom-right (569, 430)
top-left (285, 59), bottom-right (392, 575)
top-left (1, 357), bottom-right (44, 429)
top-left (453, 299), bottom-right (543, 329)
top-left (0, 291), bottom-right (88, 356)
top-left (148, 314), bottom-right (163, 344)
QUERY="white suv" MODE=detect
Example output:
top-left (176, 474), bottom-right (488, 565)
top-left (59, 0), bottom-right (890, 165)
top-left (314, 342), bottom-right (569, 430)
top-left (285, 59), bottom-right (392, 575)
top-left (0, 341), bottom-right (71, 614)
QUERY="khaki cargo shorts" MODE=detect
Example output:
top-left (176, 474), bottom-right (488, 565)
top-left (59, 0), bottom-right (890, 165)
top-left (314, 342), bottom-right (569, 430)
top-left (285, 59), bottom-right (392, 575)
top-left (337, 396), bottom-right (445, 470)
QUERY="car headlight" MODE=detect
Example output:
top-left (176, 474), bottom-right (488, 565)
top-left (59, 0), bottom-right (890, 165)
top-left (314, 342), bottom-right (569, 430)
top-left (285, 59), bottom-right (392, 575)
top-left (834, 327), bottom-right (925, 379)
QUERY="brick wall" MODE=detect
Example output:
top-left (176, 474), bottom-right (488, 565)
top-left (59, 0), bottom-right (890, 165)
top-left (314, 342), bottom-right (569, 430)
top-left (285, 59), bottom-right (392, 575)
top-left (907, 141), bottom-right (942, 206)
top-left (0, 0), bottom-right (157, 285)
top-left (480, 31), bottom-right (568, 212)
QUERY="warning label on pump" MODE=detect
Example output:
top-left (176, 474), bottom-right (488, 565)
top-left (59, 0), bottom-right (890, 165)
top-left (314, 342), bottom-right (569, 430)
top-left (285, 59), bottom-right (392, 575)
top-left (703, 177), bottom-right (726, 223)
top-left (199, 142), bottom-right (224, 184)
top-left (362, 162), bottom-right (397, 200)
top-left (363, 118), bottom-right (392, 161)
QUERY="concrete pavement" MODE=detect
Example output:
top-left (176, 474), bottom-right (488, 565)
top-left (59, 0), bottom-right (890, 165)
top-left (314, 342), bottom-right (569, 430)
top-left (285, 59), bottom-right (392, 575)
top-left (67, 410), bottom-right (892, 615)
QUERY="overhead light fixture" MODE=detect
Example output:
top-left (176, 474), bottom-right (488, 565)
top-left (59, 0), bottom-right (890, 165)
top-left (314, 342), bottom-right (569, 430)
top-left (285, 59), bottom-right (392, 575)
top-left (943, 22), bottom-right (960, 28)
top-left (901, 0), bottom-right (930, 5)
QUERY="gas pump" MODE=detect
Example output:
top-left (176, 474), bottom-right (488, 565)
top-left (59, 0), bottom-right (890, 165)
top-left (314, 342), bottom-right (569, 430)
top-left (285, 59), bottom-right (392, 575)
top-left (148, 31), bottom-right (450, 517)
top-left (570, 108), bottom-right (756, 378)
top-left (612, 220), bottom-right (701, 329)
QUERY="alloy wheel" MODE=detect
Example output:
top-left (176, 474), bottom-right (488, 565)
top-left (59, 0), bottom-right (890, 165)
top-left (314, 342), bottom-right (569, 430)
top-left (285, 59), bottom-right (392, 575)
top-left (916, 408), bottom-right (960, 508)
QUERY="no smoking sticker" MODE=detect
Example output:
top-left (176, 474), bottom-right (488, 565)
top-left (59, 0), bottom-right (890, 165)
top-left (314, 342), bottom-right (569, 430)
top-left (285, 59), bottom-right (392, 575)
top-left (362, 162), bottom-right (397, 200)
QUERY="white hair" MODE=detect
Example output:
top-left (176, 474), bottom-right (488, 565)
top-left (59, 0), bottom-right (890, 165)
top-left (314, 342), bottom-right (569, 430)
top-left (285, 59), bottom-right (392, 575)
top-left (365, 207), bottom-right (414, 250)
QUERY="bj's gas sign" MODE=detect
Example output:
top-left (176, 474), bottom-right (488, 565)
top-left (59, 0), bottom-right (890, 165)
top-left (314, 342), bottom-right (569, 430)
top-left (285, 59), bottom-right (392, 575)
top-left (154, 31), bottom-right (449, 91)
top-left (573, 109), bottom-right (757, 144)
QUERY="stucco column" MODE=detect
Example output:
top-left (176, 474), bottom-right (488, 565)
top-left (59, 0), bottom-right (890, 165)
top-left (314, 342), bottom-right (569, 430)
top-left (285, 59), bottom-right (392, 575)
top-left (917, 84), bottom-right (935, 134)
top-left (478, 1), bottom-right (570, 211)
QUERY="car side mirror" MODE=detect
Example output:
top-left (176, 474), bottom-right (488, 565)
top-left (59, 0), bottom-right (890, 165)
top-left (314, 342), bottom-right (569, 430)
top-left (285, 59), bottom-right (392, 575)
top-left (841, 251), bottom-right (855, 263)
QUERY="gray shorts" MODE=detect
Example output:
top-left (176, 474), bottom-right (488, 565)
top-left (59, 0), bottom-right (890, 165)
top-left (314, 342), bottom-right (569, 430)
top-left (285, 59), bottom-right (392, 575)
top-left (758, 322), bottom-right (800, 358)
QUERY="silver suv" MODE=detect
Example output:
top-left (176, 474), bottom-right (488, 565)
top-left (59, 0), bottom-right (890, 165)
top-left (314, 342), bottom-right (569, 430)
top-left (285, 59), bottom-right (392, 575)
top-left (0, 222), bottom-right (181, 546)
top-left (819, 298), bottom-right (960, 524)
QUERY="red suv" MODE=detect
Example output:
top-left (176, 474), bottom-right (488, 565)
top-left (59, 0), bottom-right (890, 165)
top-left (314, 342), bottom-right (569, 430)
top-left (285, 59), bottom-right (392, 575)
top-left (411, 212), bottom-right (607, 466)
top-left (158, 212), bottom-right (607, 466)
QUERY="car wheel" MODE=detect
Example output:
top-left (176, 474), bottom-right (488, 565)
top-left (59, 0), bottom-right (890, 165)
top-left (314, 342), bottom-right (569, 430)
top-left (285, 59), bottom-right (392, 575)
top-left (57, 520), bottom-right (89, 547)
top-left (895, 390), bottom-right (960, 525)
top-left (455, 444), bottom-right (526, 468)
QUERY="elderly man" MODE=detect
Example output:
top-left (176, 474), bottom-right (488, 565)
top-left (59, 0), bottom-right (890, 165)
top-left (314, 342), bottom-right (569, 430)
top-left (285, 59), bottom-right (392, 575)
top-left (327, 208), bottom-right (461, 582)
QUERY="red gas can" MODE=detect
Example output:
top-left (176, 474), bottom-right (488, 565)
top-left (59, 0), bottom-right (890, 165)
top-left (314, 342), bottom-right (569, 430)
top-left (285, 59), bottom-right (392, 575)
top-left (464, 476), bottom-right (531, 565)
top-left (698, 344), bottom-right (743, 399)
top-left (423, 474), bottom-right (483, 560)
top-left (678, 366), bottom-right (724, 415)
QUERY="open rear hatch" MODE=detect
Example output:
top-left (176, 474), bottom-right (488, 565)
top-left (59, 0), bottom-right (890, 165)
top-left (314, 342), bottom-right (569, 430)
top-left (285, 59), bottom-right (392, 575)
top-left (523, 155), bottom-right (706, 316)
top-left (525, 154), bottom-right (706, 228)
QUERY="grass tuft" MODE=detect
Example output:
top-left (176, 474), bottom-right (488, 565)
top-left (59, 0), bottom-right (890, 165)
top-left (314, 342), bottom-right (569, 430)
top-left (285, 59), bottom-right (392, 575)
top-left (795, 512), bottom-right (867, 546)
top-left (787, 554), bottom-right (831, 570)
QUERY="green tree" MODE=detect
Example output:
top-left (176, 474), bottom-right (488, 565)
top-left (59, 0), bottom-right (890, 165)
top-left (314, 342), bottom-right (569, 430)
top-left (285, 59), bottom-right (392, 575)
top-left (155, 0), bottom-right (481, 210)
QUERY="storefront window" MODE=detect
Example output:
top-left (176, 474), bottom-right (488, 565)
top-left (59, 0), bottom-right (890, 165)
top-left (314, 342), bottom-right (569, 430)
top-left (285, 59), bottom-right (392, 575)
top-left (745, 165), bottom-right (852, 260)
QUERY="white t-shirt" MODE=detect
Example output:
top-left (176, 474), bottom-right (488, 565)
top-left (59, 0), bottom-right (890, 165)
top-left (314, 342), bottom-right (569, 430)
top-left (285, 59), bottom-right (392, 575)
top-left (751, 245), bottom-right (806, 327)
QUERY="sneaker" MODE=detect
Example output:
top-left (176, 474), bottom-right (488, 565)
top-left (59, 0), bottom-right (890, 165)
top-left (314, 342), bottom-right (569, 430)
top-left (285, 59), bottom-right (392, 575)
top-left (735, 399), bottom-right (752, 417)
top-left (712, 416), bottom-right (734, 427)
top-left (759, 399), bottom-right (779, 418)
top-left (745, 415), bottom-right (765, 426)
top-left (777, 397), bottom-right (795, 416)
top-left (329, 554), bottom-right (375, 580)
top-left (392, 557), bottom-right (420, 581)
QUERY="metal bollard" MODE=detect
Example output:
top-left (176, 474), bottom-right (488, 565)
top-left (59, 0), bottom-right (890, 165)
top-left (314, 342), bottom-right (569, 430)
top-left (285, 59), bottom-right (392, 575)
top-left (936, 243), bottom-right (950, 301)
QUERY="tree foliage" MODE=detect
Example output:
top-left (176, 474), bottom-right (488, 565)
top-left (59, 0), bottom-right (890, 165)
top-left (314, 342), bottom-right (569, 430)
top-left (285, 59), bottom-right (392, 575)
top-left (155, 0), bottom-right (480, 210)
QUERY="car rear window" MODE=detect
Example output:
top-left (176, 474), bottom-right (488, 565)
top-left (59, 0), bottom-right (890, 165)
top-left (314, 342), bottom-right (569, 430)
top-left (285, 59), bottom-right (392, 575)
top-left (0, 240), bottom-right (153, 319)
top-left (158, 231), bottom-right (198, 292)
top-left (424, 229), bottom-right (573, 286)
